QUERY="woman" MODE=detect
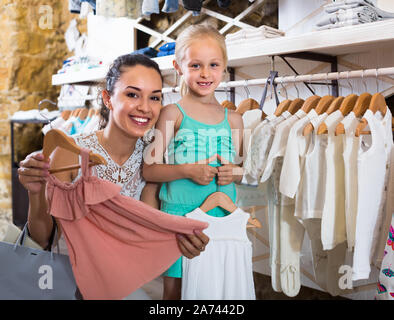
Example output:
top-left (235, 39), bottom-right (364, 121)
top-left (17, 53), bottom-right (209, 299)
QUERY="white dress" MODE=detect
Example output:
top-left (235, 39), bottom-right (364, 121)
top-left (321, 110), bottom-right (346, 251)
top-left (182, 208), bottom-right (256, 300)
top-left (341, 112), bottom-right (361, 251)
top-left (261, 109), bottom-right (307, 297)
top-left (352, 108), bottom-right (393, 281)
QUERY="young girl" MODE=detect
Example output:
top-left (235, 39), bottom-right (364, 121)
top-left (143, 24), bottom-right (244, 299)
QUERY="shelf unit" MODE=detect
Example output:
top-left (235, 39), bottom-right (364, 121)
top-left (51, 20), bottom-right (394, 86)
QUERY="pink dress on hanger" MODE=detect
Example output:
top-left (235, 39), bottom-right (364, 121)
top-left (45, 148), bottom-right (208, 300)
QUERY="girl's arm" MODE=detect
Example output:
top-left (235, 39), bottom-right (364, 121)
top-left (143, 104), bottom-right (217, 185)
top-left (140, 182), bottom-right (161, 209)
top-left (217, 110), bottom-right (244, 185)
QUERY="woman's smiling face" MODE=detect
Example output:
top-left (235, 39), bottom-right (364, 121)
top-left (105, 64), bottom-right (163, 138)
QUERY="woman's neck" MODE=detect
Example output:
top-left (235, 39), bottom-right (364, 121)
top-left (97, 124), bottom-right (138, 167)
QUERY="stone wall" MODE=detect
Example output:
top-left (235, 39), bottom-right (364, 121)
top-left (0, 0), bottom-right (85, 224)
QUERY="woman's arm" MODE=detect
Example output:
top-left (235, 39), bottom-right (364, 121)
top-left (18, 148), bottom-right (78, 248)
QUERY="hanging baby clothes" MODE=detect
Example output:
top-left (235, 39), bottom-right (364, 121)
top-left (46, 148), bottom-right (208, 300)
top-left (182, 207), bottom-right (255, 300)
top-left (320, 109), bottom-right (346, 251)
top-left (260, 109), bottom-right (307, 297)
top-left (236, 109), bottom-right (269, 208)
top-left (242, 111), bottom-right (291, 292)
top-left (375, 147), bottom-right (394, 300)
top-left (352, 108), bottom-right (393, 281)
top-left (340, 111), bottom-right (361, 251)
top-left (292, 112), bottom-right (329, 292)
top-left (96, 0), bottom-right (142, 18)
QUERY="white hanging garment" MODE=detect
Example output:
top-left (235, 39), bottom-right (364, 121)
top-left (242, 111), bottom-right (291, 186)
top-left (259, 109), bottom-right (306, 297)
top-left (341, 111), bottom-right (361, 251)
top-left (321, 109), bottom-right (346, 251)
top-left (375, 147), bottom-right (394, 301)
top-left (237, 109), bottom-right (270, 207)
top-left (279, 108), bottom-right (318, 198)
top-left (353, 108), bottom-right (393, 281)
top-left (294, 112), bottom-right (329, 220)
top-left (182, 208), bottom-right (256, 300)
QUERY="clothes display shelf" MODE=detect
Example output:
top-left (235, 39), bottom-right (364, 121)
top-left (51, 19), bottom-right (394, 86)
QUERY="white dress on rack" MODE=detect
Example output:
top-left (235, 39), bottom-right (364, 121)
top-left (352, 108), bottom-right (393, 281)
top-left (182, 208), bottom-right (256, 300)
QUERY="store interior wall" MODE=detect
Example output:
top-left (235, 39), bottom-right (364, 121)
top-left (0, 1), bottom-right (85, 235)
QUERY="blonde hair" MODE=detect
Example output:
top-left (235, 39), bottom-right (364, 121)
top-left (175, 24), bottom-right (228, 97)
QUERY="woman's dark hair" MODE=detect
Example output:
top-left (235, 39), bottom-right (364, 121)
top-left (98, 53), bottom-right (163, 129)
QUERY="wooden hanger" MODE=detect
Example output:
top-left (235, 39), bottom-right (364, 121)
top-left (79, 108), bottom-right (89, 121)
top-left (303, 96), bottom-right (344, 136)
top-left (333, 94), bottom-right (359, 135)
top-left (61, 110), bottom-right (71, 121)
top-left (221, 100), bottom-right (237, 110)
top-left (317, 93), bottom-right (359, 135)
top-left (274, 99), bottom-right (292, 116)
top-left (70, 108), bottom-right (80, 117)
top-left (355, 92), bottom-right (387, 137)
top-left (326, 96), bottom-right (344, 114)
top-left (314, 95), bottom-right (335, 115)
top-left (352, 92), bottom-right (372, 117)
top-left (236, 98), bottom-right (260, 115)
top-left (301, 95), bottom-right (321, 113)
top-left (199, 192), bottom-right (262, 228)
top-left (87, 108), bottom-right (96, 118)
top-left (287, 98), bottom-right (305, 114)
top-left (43, 129), bottom-right (107, 174)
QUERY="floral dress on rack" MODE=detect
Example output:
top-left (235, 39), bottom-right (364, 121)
top-left (376, 216), bottom-right (394, 300)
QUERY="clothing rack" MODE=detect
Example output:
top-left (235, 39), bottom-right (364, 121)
top-left (162, 67), bottom-right (394, 93)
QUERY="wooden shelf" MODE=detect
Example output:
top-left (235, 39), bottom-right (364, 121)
top-left (51, 20), bottom-right (394, 85)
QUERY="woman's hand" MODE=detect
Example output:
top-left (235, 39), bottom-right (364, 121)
top-left (216, 154), bottom-right (243, 185)
top-left (18, 151), bottom-right (50, 194)
top-left (176, 230), bottom-right (210, 259)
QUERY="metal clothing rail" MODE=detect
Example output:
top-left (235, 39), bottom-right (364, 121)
top-left (162, 67), bottom-right (394, 94)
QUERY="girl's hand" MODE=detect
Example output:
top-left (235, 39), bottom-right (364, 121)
top-left (18, 151), bottom-right (49, 194)
top-left (176, 230), bottom-right (210, 259)
top-left (216, 154), bottom-right (243, 185)
top-left (184, 154), bottom-right (218, 185)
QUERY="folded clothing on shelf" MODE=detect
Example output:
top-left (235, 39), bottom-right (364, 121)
top-left (317, 5), bottom-right (379, 27)
top-left (132, 47), bottom-right (158, 58)
top-left (156, 42), bottom-right (175, 57)
top-left (316, 0), bottom-right (394, 30)
top-left (10, 109), bottom-right (60, 122)
top-left (225, 25), bottom-right (284, 47)
top-left (57, 56), bottom-right (103, 74)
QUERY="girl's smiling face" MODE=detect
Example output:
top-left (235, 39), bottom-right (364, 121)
top-left (103, 64), bottom-right (163, 138)
top-left (177, 36), bottom-right (226, 97)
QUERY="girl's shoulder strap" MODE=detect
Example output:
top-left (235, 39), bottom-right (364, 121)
top-left (175, 103), bottom-right (187, 118)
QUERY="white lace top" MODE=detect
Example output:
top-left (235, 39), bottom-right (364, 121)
top-left (72, 132), bottom-right (146, 200)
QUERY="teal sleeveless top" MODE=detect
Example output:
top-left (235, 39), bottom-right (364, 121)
top-left (159, 103), bottom-right (237, 217)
